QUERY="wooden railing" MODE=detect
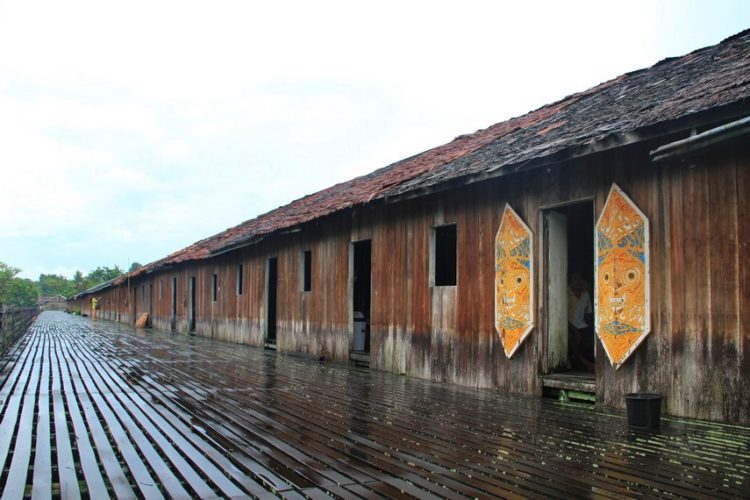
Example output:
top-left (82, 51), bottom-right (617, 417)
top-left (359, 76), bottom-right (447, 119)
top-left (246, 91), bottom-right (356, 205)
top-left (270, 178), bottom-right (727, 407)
top-left (0, 306), bottom-right (38, 356)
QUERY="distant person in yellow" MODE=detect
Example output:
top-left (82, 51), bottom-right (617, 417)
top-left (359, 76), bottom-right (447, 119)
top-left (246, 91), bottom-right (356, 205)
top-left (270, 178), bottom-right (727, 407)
top-left (91, 297), bottom-right (98, 320)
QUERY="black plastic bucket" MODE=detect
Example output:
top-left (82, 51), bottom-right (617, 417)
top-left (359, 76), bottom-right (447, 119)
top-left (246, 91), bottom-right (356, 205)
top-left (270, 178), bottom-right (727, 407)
top-left (626, 393), bottom-right (662, 429)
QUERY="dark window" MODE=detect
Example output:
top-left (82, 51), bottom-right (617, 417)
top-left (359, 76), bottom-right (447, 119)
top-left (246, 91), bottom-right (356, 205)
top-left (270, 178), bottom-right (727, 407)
top-left (237, 264), bottom-right (244, 295)
top-left (434, 224), bottom-right (457, 286)
top-left (302, 250), bottom-right (312, 291)
top-left (212, 273), bottom-right (218, 302)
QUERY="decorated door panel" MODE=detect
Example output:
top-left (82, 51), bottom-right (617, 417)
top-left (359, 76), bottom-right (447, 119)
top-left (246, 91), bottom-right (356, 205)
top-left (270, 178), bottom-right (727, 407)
top-left (495, 205), bottom-right (534, 358)
top-left (595, 184), bottom-right (650, 370)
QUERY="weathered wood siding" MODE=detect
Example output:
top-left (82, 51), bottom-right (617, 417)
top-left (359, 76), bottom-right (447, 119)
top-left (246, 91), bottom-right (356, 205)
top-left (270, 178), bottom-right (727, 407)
top-left (69, 138), bottom-right (750, 424)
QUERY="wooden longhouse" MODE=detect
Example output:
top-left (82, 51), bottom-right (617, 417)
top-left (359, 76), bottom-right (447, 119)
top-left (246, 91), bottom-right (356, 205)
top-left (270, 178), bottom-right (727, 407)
top-left (70, 31), bottom-right (750, 424)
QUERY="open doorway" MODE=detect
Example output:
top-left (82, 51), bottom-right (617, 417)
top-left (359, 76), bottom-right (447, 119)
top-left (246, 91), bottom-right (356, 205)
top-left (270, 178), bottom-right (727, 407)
top-left (148, 283), bottom-right (153, 327)
top-left (189, 276), bottom-right (196, 334)
top-left (544, 201), bottom-right (595, 376)
top-left (266, 257), bottom-right (278, 347)
top-left (132, 285), bottom-right (137, 324)
top-left (171, 277), bottom-right (177, 332)
top-left (352, 240), bottom-right (371, 354)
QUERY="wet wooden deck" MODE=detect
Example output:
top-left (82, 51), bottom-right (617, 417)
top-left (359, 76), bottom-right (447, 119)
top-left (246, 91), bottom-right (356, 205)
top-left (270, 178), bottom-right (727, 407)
top-left (1, 312), bottom-right (748, 498)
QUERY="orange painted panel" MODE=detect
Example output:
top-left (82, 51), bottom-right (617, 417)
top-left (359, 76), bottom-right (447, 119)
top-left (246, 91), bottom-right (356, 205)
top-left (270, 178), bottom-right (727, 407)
top-left (495, 205), bottom-right (534, 358)
top-left (595, 184), bottom-right (650, 370)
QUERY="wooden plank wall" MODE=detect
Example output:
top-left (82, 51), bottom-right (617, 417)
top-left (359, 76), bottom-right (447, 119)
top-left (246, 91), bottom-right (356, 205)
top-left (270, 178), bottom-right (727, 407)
top-left (70, 139), bottom-right (749, 424)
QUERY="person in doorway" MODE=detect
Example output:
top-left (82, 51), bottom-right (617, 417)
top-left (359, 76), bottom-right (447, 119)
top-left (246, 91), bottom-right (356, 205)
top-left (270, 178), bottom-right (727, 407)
top-left (91, 296), bottom-right (98, 320)
top-left (568, 272), bottom-right (595, 370)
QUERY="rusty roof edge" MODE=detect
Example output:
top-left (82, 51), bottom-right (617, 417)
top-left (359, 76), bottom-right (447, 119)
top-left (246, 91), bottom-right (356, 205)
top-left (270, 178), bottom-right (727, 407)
top-left (208, 233), bottom-right (270, 257)
top-left (69, 276), bottom-right (121, 301)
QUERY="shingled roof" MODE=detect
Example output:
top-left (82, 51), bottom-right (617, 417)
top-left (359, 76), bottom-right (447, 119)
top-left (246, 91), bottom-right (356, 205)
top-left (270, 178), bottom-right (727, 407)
top-left (118, 29), bottom-right (750, 286)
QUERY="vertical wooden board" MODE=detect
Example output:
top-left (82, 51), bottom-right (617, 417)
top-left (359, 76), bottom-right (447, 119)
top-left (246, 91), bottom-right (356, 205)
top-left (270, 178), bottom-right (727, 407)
top-left (453, 191), bottom-right (469, 383)
top-left (478, 184), bottom-right (496, 386)
top-left (476, 185), bottom-right (495, 387)
top-left (404, 208), bottom-right (415, 348)
top-left (737, 143), bottom-right (750, 423)
top-left (369, 215), bottom-right (383, 365)
top-left (417, 199), bottom-right (432, 334)
top-left (593, 154), bottom-right (615, 402)
top-left (708, 148), bottom-right (741, 422)
top-left (633, 153), bottom-right (660, 393)
top-left (680, 159), bottom-right (711, 418)
top-left (662, 160), bottom-right (686, 416)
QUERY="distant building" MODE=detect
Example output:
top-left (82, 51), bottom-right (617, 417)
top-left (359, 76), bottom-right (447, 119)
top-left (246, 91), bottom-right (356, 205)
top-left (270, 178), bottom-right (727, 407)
top-left (38, 295), bottom-right (67, 311)
top-left (69, 31), bottom-right (750, 424)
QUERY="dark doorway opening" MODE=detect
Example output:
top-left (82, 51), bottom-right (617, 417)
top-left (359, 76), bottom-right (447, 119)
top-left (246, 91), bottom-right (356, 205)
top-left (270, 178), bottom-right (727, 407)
top-left (171, 277), bottom-right (177, 332)
top-left (189, 276), bottom-right (196, 334)
top-left (544, 201), bottom-right (595, 375)
top-left (132, 285), bottom-right (137, 325)
top-left (352, 240), bottom-right (371, 353)
top-left (148, 283), bottom-right (153, 327)
top-left (266, 257), bottom-right (278, 346)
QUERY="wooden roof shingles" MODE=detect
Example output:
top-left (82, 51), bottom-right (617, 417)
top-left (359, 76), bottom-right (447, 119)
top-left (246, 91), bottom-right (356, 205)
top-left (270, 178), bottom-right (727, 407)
top-left (385, 29), bottom-right (750, 198)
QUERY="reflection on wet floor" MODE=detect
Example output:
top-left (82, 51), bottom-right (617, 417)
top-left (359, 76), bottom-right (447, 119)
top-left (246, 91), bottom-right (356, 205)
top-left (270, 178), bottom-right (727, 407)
top-left (0, 311), bottom-right (748, 498)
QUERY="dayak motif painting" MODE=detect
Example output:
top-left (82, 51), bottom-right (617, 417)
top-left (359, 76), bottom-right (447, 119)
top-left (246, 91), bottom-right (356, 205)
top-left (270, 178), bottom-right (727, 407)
top-left (595, 184), bottom-right (650, 370)
top-left (495, 204), bottom-right (534, 358)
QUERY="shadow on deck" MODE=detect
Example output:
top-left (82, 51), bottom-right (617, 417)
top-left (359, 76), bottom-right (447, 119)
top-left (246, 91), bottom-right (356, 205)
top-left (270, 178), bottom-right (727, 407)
top-left (0, 311), bottom-right (748, 498)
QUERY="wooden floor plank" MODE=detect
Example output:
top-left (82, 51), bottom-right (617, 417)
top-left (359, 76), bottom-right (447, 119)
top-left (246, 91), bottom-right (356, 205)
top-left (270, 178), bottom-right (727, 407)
top-left (3, 336), bottom-right (43, 499)
top-left (32, 334), bottom-right (52, 499)
top-left (49, 332), bottom-right (81, 500)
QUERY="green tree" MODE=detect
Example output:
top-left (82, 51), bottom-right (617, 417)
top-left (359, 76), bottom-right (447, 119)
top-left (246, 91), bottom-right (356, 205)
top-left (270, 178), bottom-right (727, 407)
top-left (6, 278), bottom-right (39, 307)
top-left (72, 270), bottom-right (86, 294)
top-left (0, 262), bottom-right (39, 307)
top-left (85, 266), bottom-right (123, 289)
top-left (129, 262), bottom-right (143, 272)
top-left (38, 273), bottom-right (73, 297)
top-left (0, 262), bottom-right (20, 303)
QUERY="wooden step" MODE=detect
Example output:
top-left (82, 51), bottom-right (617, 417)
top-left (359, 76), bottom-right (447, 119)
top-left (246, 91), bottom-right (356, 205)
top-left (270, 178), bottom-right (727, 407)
top-left (542, 371), bottom-right (596, 392)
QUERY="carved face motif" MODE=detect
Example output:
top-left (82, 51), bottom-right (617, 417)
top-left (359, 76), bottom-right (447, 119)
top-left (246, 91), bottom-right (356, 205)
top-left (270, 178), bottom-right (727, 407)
top-left (595, 185), bottom-right (650, 368)
top-left (598, 245), bottom-right (645, 333)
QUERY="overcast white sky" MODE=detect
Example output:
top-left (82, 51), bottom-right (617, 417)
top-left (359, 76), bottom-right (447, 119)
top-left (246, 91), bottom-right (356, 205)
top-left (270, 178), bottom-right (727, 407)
top-left (1, 0), bottom-right (748, 279)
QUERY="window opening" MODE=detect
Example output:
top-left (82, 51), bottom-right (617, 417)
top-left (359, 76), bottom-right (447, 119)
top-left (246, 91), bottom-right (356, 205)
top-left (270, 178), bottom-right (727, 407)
top-left (237, 264), bottom-right (244, 295)
top-left (212, 273), bottom-right (218, 302)
top-left (302, 250), bottom-right (312, 291)
top-left (434, 224), bottom-right (457, 286)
